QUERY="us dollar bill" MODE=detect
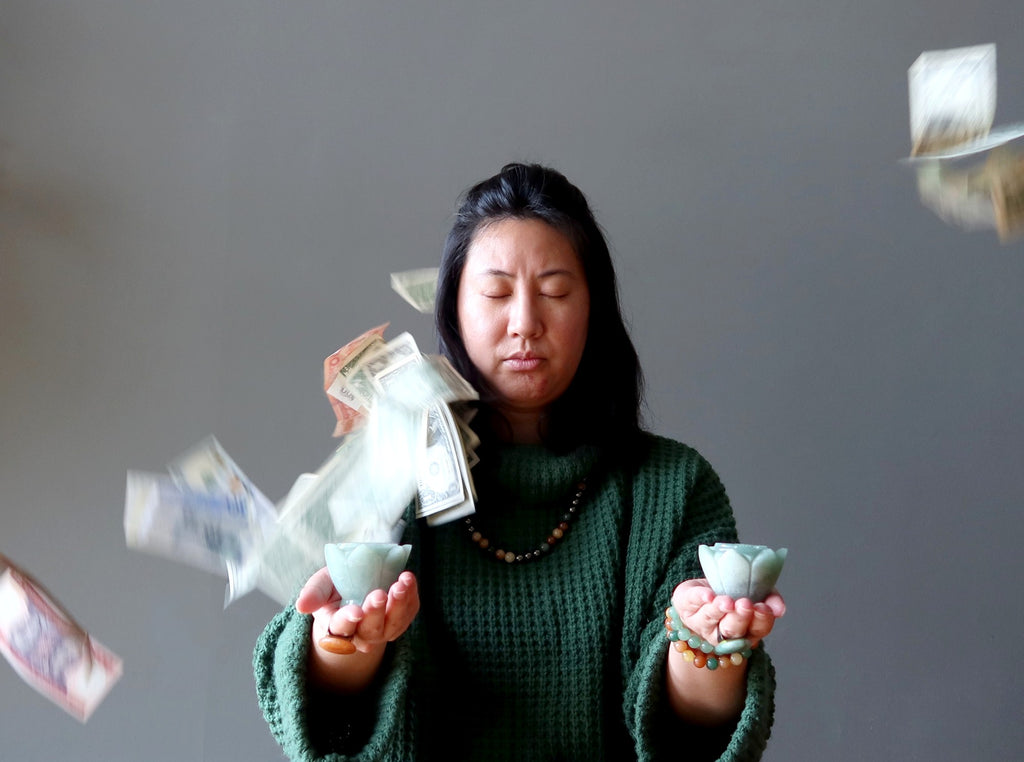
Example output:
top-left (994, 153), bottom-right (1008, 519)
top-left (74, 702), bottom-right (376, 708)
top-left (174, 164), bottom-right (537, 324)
top-left (425, 404), bottom-right (479, 526)
top-left (346, 331), bottom-right (422, 404)
top-left (390, 267), bottom-right (440, 313)
top-left (416, 402), bottom-right (478, 526)
top-left (252, 436), bottom-right (365, 606)
top-left (0, 556), bottom-right (123, 722)
top-left (324, 324), bottom-right (389, 436)
top-left (251, 430), bottom-right (411, 606)
top-left (415, 403), bottom-right (465, 518)
top-left (124, 470), bottom-right (256, 578)
top-left (167, 436), bottom-right (274, 512)
top-left (328, 332), bottom-right (389, 413)
top-left (164, 435), bottom-right (279, 603)
top-left (324, 327), bottom-right (479, 434)
top-left (428, 355), bottom-right (479, 404)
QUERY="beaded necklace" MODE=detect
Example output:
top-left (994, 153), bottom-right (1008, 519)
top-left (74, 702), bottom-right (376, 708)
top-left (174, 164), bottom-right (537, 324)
top-left (464, 476), bottom-right (588, 564)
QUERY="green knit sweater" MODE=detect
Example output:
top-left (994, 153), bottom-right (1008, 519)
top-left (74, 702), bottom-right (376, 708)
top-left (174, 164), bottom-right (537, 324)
top-left (253, 434), bottom-right (776, 761)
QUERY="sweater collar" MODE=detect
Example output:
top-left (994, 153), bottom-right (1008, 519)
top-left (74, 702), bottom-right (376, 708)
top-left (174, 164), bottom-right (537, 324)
top-left (482, 443), bottom-right (601, 505)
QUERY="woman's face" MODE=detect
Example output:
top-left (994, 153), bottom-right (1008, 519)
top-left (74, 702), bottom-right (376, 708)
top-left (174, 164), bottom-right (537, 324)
top-left (457, 217), bottom-right (590, 426)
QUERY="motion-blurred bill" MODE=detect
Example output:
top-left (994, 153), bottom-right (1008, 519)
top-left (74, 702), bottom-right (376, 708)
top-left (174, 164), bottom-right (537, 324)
top-left (0, 556), bottom-right (122, 722)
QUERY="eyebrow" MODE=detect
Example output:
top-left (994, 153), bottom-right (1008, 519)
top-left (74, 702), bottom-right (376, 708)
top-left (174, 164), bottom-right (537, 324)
top-left (477, 268), bottom-right (577, 279)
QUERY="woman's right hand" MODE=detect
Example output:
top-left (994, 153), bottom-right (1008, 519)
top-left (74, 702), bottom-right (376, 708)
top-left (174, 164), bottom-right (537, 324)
top-left (295, 567), bottom-right (419, 692)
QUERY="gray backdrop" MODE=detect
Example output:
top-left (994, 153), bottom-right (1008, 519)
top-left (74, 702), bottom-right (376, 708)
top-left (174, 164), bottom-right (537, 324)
top-left (2, 2), bottom-right (1022, 760)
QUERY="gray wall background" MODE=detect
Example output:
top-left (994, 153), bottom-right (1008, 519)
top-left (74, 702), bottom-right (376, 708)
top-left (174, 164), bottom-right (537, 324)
top-left (2, 2), bottom-right (1022, 760)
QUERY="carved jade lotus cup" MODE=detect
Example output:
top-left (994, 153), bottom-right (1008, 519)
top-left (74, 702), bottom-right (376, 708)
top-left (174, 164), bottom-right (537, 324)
top-left (324, 542), bottom-right (412, 606)
top-left (697, 543), bottom-right (787, 603)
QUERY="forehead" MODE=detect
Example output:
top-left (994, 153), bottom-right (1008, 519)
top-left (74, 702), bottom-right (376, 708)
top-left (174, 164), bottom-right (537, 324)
top-left (464, 217), bottom-right (582, 275)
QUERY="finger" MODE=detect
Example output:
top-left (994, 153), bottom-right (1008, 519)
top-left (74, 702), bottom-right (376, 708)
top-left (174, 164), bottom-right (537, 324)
top-left (295, 567), bottom-right (338, 614)
top-left (682, 598), bottom-right (732, 642)
top-left (350, 590), bottom-right (388, 649)
top-left (384, 572), bottom-right (414, 614)
top-left (763, 590), bottom-right (787, 618)
top-left (311, 603), bottom-right (350, 654)
top-left (716, 608), bottom-right (754, 642)
top-left (383, 572), bottom-right (420, 641)
top-left (327, 603), bottom-right (365, 639)
top-left (671, 580), bottom-right (715, 616)
top-left (309, 605), bottom-right (339, 641)
top-left (713, 594), bottom-right (736, 614)
top-left (745, 603), bottom-right (778, 643)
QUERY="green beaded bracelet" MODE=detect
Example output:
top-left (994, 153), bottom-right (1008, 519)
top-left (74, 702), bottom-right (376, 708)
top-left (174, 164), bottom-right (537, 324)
top-left (663, 606), bottom-right (753, 669)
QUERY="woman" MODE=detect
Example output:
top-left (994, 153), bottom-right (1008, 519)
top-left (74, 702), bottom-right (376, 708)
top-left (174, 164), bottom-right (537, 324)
top-left (254, 163), bottom-right (786, 761)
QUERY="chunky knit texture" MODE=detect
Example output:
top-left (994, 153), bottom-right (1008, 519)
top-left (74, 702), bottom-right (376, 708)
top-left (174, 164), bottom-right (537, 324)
top-left (254, 434), bottom-right (776, 761)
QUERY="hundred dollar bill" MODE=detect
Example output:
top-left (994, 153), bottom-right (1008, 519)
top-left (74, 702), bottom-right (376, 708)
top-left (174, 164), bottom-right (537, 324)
top-left (909, 43), bottom-right (996, 157)
top-left (167, 436), bottom-right (275, 517)
top-left (390, 267), bottom-right (440, 313)
top-left (166, 436), bottom-right (281, 604)
top-left (124, 470), bottom-right (255, 578)
top-left (0, 556), bottom-right (123, 722)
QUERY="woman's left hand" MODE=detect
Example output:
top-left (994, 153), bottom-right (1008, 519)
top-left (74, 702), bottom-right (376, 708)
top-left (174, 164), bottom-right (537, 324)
top-left (670, 579), bottom-right (786, 649)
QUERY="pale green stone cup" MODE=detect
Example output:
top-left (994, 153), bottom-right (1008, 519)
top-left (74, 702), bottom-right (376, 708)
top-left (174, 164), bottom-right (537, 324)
top-left (324, 542), bottom-right (413, 606)
top-left (698, 543), bottom-right (787, 603)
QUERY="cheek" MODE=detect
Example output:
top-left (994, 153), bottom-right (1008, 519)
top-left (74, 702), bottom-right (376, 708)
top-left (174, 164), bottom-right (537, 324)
top-left (464, 296), bottom-right (505, 332)
top-left (458, 302), bottom-right (496, 360)
top-left (566, 307), bottom-right (590, 360)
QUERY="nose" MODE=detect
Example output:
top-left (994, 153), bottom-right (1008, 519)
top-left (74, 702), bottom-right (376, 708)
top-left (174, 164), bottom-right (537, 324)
top-left (508, 291), bottom-right (542, 339)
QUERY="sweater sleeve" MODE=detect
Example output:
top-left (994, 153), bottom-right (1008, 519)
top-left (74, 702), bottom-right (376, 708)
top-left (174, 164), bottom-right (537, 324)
top-left (253, 605), bottom-right (414, 762)
top-left (622, 436), bottom-right (777, 761)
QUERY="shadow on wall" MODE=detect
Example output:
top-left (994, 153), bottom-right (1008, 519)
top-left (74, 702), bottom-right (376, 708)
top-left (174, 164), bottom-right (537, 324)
top-left (0, 139), bottom-right (106, 386)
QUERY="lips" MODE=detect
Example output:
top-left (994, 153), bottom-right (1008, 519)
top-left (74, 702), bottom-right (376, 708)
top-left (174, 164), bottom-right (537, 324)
top-left (504, 352), bottom-right (543, 371)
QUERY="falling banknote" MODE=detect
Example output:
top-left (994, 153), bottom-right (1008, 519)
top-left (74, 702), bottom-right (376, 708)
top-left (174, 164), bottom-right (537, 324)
top-left (390, 267), bottom-right (440, 313)
top-left (323, 324), bottom-right (390, 437)
top-left (124, 436), bottom-right (279, 606)
top-left (913, 146), bottom-right (1024, 243)
top-left (123, 326), bottom-right (482, 608)
top-left (0, 555), bottom-right (123, 722)
top-left (986, 147), bottom-right (1024, 242)
top-left (908, 43), bottom-right (997, 157)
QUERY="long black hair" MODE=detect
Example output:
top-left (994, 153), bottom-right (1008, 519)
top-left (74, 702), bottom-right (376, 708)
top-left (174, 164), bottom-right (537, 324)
top-left (435, 162), bottom-right (645, 454)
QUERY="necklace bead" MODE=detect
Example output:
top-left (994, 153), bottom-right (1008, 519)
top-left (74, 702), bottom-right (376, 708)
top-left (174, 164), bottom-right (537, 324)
top-left (464, 478), bottom-right (588, 564)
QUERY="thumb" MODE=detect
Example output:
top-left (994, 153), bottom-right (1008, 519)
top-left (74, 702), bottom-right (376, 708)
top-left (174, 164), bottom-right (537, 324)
top-left (295, 567), bottom-right (337, 614)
